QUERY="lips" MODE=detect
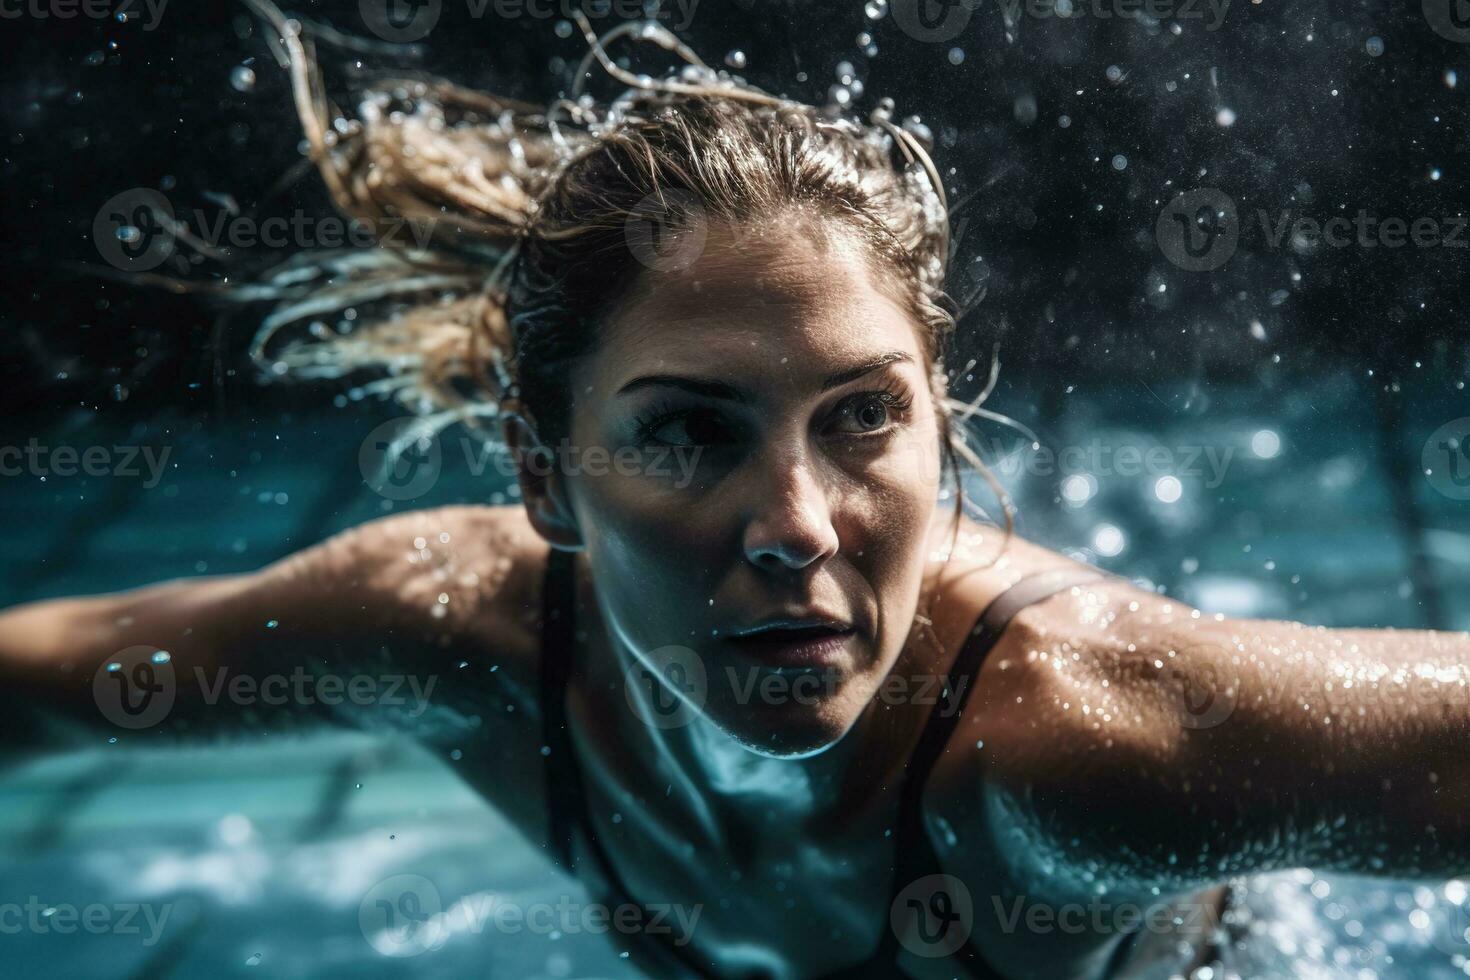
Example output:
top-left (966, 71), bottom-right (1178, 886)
top-left (725, 624), bottom-right (856, 668)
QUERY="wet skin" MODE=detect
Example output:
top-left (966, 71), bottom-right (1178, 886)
top-left (3, 219), bottom-right (1470, 978)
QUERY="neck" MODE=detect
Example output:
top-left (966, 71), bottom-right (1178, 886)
top-left (572, 554), bottom-right (925, 826)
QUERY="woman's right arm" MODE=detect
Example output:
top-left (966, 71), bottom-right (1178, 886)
top-left (0, 504), bottom-right (545, 735)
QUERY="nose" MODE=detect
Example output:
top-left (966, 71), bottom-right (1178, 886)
top-left (741, 449), bottom-right (840, 572)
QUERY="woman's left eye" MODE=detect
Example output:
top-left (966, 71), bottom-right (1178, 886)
top-left (830, 390), bottom-right (912, 435)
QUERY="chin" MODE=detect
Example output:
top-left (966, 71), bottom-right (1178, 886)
top-left (705, 691), bottom-right (863, 760)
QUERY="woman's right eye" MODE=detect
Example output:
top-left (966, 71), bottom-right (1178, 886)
top-left (636, 408), bottom-right (733, 448)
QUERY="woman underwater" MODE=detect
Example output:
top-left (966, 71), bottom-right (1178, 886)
top-left (2, 9), bottom-right (1469, 979)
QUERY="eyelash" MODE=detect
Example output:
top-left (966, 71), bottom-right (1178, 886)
top-left (841, 379), bottom-right (915, 436)
top-left (631, 381), bottom-right (916, 446)
top-left (630, 400), bottom-right (690, 445)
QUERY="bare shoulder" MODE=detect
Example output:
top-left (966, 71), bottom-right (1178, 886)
top-left (258, 503), bottom-right (552, 664)
top-left (918, 515), bottom-right (1110, 661)
top-left (921, 516), bottom-right (1179, 772)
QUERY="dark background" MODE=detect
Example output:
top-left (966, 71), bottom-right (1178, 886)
top-left (1, 0), bottom-right (1467, 631)
top-left (2, 0), bottom-right (1467, 424)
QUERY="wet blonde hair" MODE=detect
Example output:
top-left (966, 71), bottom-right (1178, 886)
top-left (239, 1), bottom-right (1016, 546)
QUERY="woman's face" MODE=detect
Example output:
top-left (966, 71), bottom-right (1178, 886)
top-left (556, 218), bottom-right (943, 757)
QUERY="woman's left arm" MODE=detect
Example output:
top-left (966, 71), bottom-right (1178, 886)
top-left (972, 578), bottom-right (1470, 903)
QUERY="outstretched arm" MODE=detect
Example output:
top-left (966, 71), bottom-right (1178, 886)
top-left (972, 576), bottom-right (1470, 907)
top-left (0, 504), bottom-right (543, 735)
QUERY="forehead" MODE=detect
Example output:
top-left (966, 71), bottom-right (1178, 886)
top-left (587, 220), bottom-right (924, 388)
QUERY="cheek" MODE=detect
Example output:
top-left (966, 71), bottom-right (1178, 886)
top-left (841, 440), bottom-right (939, 645)
top-left (843, 432), bottom-right (940, 539)
top-left (573, 477), bottom-right (713, 640)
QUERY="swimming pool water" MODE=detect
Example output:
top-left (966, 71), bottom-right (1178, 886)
top-left (3, 365), bottom-right (1467, 978)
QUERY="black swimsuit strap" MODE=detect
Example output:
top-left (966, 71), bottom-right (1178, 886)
top-left (830, 566), bottom-right (1111, 980)
top-left (539, 546), bottom-right (580, 874)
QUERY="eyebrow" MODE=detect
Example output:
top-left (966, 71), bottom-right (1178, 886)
top-left (615, 351), bottom-right (913, 401)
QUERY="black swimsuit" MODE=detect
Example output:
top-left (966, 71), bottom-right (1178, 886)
top-left (538, 549), bottom-right (1230, 979)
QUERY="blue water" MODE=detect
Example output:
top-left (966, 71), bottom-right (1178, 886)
top-left (3, 364), bottom-right (1467, 978)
